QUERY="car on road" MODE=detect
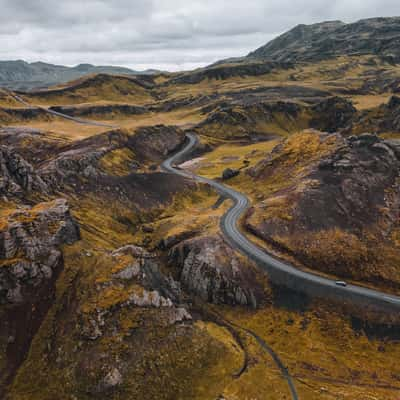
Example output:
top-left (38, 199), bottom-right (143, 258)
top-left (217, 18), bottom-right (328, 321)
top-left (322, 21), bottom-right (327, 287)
top-left (335, 281), bottom-right (347, 287)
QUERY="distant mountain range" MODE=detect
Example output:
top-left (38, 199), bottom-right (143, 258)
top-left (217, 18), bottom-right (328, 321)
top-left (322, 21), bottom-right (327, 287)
top-left (247, 17), bottom-right (400, 62)
top-left (3, 17), bottom-right (400, 91)
top-left (0, 60), bottom-right (158, 90)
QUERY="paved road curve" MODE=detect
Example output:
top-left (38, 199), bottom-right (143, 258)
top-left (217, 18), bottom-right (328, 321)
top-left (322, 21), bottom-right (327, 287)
top-left (162, 133), bottom-right (400, 313)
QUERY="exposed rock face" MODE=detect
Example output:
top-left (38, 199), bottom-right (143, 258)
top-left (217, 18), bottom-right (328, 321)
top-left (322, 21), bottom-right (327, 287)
top-left (0, 199), bottom-right (80, 305)
top-left (248, 17), bottom-right (400, 62)
top-left (111, 244), bottom-right (183, 305)
top-left (169, 235), bottom-right (263, 307)
top-left (80, 244), bottom-right (191, 341)
top-left (0, 199), bottom-right (80, 390)
top-left (39, 145), bottom-right (107, 185)
top-left (311, 97), bottom-right (357, 132)
top-left (0, 145), bottom-right (48, 198)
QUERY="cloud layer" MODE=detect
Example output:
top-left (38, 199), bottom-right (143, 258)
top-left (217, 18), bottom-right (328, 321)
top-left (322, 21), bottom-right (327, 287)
top-left (1, 0), bottom-right (399, 71)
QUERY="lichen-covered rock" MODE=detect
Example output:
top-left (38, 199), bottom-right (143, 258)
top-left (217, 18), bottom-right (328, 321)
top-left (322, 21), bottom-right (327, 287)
top-left (169, 235), bottom-right (263, 307)
top-left (0, 145), bottom-right (47, 198)
top-left (0, 199), bottom-right (80, 304)
top-left (80, 244), bottom-right (191, 341)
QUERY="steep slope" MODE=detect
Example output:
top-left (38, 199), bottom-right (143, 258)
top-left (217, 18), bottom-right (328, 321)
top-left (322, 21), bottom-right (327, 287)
top-left (243, 131), bottom-right (400, 292)
top-left (248, 17), bottom-right (400, 62)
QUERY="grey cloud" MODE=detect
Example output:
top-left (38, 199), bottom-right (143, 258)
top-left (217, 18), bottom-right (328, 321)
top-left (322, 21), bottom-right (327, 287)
top-left (0, 0), bottom-right (399, 71)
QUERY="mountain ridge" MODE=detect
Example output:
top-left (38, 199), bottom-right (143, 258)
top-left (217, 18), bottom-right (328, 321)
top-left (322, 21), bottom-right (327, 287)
top-left (247, 16), bottom-right (400, 62)
top-left (0, 60), bottom-right (159, 90)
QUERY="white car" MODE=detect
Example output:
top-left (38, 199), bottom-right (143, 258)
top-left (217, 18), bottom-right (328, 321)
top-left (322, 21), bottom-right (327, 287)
top-left (335, 281), bottom-right (347, 287)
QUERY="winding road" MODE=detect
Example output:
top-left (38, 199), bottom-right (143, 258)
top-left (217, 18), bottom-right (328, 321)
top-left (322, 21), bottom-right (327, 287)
top-left (162, 133), bottom-right (400, 313)
top-left (7, 87), bottom-right (400, 313)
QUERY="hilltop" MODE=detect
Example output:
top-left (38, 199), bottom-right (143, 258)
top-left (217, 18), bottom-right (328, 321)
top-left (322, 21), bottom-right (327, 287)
top-left (247, 17), bottom-right (400, 62)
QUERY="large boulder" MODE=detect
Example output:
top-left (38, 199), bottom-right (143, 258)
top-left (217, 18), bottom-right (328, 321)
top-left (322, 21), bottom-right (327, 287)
top-left (222, 168), bottom-right (240, 180)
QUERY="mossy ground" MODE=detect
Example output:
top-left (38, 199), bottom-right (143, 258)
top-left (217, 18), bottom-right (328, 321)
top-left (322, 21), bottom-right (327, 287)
top-left (3, 53), bottom-right (400, 399)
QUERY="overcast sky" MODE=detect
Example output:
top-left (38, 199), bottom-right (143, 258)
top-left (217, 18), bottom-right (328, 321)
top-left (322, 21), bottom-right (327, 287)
top-left (0, 0), bottom-right (399, 71)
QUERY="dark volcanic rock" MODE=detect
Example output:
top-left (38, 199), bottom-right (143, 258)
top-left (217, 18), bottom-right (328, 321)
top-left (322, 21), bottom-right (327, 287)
top-left (222, 168), bottom-right (240, 180)
top-left (168, 235), bottom-right (263, 307)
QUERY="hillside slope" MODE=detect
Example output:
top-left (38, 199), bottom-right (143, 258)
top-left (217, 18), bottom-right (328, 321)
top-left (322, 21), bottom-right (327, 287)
top-left (248, 17), bottom-right (400, 62)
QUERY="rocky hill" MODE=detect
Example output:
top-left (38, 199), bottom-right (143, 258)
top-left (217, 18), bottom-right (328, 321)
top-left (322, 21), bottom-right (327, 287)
top-left (248, 17), bottom-right (400, 62)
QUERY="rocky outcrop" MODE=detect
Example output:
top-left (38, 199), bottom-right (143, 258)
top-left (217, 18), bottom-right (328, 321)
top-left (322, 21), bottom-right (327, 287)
top-left (0, 127), bottom-right (66, 166)
top-left (0, 145), bottom-right (48, 198)
top-left (311, 97), bottom-right (357, 132)
top-left (39, 145), bottom-right (107, 185)
top-left (169, 235), bottom-right (263, 307)
top-left (222, 168), bottom-right (240, 180)
top-left (0, 199), bottom-right (80, 304)
top-left (80, 244), bottom-right (191, 341)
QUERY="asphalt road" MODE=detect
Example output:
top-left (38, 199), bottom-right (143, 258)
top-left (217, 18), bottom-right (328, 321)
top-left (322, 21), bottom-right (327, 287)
top-left (162, 133), bottom-right (400, 313)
